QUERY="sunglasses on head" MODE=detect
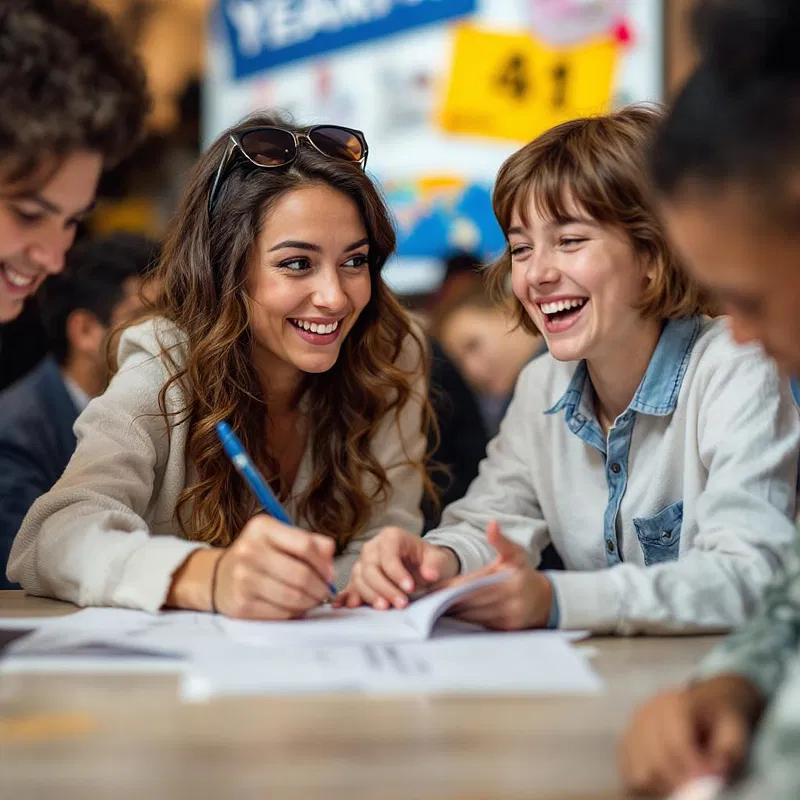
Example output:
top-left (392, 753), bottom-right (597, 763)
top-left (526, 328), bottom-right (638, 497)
top-left (207, 124), bottom-right (368, 214)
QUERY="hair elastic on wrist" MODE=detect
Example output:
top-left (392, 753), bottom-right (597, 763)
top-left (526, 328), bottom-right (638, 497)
top-left (210, 550), bottom-right (226, 614)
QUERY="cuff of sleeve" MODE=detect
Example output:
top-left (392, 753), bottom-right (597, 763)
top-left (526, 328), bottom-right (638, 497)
top-left (423, 528), bottom-right (496, 574)
top-left (547, 570), bottom-right (624, 633)
top-left (543, 573), bottom-right (560, 628)
top-left (691, 643), bottom-right (787, 703)
top-left (110, 537), bottom-right (210, 613)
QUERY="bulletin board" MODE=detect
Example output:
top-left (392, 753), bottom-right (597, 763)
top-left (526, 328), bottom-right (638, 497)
top-left (204, 1), bottom-right (665, 293)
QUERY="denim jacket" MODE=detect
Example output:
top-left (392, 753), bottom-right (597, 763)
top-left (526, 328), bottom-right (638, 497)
top-left (425, 317), bottom-right (800, 634)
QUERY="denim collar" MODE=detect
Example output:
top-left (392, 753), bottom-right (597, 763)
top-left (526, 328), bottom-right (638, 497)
top-left (545, 316), bottom-right (703, 422)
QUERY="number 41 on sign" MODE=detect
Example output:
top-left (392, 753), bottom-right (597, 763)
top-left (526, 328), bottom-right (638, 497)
top-left (439, 24), bottom-right (619, 143)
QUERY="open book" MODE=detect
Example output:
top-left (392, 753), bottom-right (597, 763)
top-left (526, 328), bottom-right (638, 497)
top-left (219, 571), bottom-right (511, 647)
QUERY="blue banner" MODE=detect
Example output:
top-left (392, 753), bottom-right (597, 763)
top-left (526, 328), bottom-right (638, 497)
top-left (221, 0), bottom-right (477, 79)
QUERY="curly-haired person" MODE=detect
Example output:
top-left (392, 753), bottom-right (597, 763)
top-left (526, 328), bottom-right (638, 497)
top-left (0, 0), bottom-right (149, 326)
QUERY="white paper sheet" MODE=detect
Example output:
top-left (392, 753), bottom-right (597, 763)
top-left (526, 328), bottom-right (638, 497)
top-left (181, 631), bottom-right (603, 701)
top-left (0, 573), bottom-right (511, 660)
top-left (0, 574), bottom-right (597, 690)
top-left (0, 608), bottom-right (218, 659)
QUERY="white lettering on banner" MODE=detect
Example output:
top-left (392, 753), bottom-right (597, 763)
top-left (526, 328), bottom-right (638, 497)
top-left (226, 0), bottom-right (435, 56)
top-left (338, 0), bottom-right (381, 24)
top-left (226, 1), bottom-right (263, 57)
top-left (300, 0), bottom-right (347, 35)
top-left (264, 1), bottom-right (304, 49)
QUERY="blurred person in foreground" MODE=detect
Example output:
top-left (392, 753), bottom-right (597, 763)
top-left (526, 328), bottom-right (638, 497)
top-left (0, 234), bottom-right (157, 587)
top-left (619, 1), bottom-right (800, 797)
top-left (0, 0), bottom-right (148, 333)
top-left (434, 287), bottom-right (544, 436)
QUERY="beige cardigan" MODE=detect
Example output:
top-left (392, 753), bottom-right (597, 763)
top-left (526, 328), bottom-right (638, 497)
top-left (7, 318), bottom-right (427, 611)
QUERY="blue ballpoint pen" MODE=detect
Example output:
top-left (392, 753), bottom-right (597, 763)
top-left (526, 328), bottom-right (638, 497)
top-left (216, 420), bottom-right (337, 596)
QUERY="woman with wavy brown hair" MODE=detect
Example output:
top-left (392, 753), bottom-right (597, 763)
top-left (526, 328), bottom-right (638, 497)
top-left (7, 112), bottom-right (433, 620)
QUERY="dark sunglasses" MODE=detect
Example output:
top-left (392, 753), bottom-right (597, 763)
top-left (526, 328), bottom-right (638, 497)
top-left (207, 124), bottom-right (368, 214)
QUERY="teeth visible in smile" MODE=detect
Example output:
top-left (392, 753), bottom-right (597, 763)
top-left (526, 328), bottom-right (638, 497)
top-left (2, 263), bottom-right (36, 288)
top-left (540, 298), bottom-right (587, 316)
top-left (289, 319), bottom-right (339, 334)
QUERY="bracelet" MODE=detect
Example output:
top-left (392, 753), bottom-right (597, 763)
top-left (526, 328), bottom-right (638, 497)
top-left (210, 550), bottom-right (226, 614)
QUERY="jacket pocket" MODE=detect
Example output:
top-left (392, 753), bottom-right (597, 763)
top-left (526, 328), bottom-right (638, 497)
top-left (633, 501), bottom-right (683, 566)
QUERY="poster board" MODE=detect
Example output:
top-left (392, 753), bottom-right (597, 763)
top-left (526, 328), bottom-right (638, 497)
top-left (205, 1), bottom-right (665, 293)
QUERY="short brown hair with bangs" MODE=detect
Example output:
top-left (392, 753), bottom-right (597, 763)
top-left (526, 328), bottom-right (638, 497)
top-left (487, 104), bottom-right (716, 335)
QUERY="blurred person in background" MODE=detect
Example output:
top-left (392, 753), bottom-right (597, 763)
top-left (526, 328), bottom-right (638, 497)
top-left (0, 297), bottom-right (49, 392)
top-left (422, 337), bottom-right (488, 532)
top-left (0, 234), bottom-right (157, 587)
top-left (0, 0), bottom-right (148, 339)
top-left (435, 287), bottom-right (544, 436)
top-left (433, 251), bottom-right (484, 311)
top-left (393, 286), bottom-right (490, 530)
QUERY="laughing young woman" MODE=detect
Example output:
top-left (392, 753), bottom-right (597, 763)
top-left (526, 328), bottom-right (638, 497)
top-left (7, 114), bottom-right (432, 619)
top-left (341, 105), bottom-right (800, 636)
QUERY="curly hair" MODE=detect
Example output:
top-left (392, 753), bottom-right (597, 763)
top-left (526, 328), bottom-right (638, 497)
top-left (119, 112), bottom-right (435, 552)
top-left (488, 105), bottom-right (717, 335)
top-left (0, 0), bottom-right (150, 185)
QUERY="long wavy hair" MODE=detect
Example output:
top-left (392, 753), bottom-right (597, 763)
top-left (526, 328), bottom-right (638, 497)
top-left (117, 112), bottom-right (434, 551)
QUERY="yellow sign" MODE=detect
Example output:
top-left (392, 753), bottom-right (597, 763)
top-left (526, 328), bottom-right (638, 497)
top-left (439, 24), bottom-right (619, 143)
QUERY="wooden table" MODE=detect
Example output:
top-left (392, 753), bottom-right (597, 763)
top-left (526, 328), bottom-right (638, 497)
top-left (0, 590), bottom-right (720, 800)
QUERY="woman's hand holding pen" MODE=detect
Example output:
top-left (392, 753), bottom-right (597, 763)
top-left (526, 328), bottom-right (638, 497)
top-left (212, 515), bottom-right (336, 620)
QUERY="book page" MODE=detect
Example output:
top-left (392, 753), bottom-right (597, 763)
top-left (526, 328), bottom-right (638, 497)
top-left (221, 571), bottom-right (511, 645)
top-left (402, 570), bottom-right (511, 636)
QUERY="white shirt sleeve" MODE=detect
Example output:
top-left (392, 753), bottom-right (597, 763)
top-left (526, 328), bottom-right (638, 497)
top-left (7, 330), bottom-right (207, 611)
top-left (424, 367), bottom-right (550, 572)
top-left (549, 349), bottom-right (800, 634)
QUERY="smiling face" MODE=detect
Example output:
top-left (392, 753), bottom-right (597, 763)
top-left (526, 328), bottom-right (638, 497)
top-left (246, 183), bottom-right (372, 389)
top-left (662, 186), bottom-right (800, 376)
top-left (0, 151), bottom-right (103, 322)
top-left (508, 193), bottom-right (657, 364)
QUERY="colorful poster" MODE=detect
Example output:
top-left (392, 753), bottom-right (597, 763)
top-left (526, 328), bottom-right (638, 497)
top-left (440, 24), bottom-right (618, 142)
top-left (388, 177), bottom-right (505, 261)
top-left (205, 0), bottom-right (663, 292)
